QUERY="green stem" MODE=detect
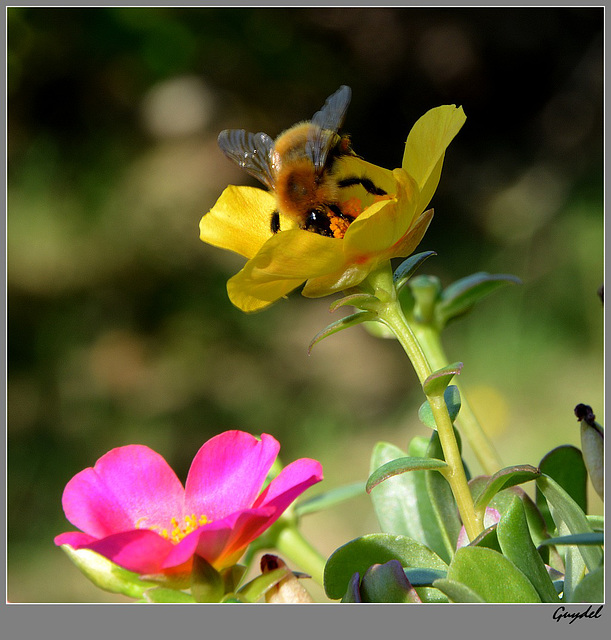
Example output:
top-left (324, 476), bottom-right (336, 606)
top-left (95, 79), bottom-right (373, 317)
top-left (366, 264), bottom-right (483, 541)
top-left (411, 324), bottom-right (503, 475)
top-left (273, 524), bottom-right (326, 586)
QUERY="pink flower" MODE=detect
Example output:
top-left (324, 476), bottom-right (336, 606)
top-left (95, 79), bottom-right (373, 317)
top-left (54, 431), bottom-right (323, 576)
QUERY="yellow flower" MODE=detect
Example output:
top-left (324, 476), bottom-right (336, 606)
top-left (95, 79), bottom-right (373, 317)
top-left (200, 104), bottom-right (466, 312)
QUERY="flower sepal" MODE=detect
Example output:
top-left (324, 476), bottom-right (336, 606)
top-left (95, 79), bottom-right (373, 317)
top-left (190, 555), bottom-right (224, 603)
top-left (58, 545), bottom-right (158, 599)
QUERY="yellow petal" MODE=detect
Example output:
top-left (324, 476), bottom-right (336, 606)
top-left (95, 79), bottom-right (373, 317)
top-left (384, 208), bottom-right (435, 260)
top-left (301, 261), bottom-right (373, 298)
top-left (199, 186), bottom-right (276, 259)
top-left (344, 169), bottom-right (419, 256)
top-left (227, 229), bottom-right (345, 312)
top-left (402, 105), bottom-right (466, 212)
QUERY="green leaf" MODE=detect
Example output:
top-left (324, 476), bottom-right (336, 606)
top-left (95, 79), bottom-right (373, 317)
top-left (329, 293), bottom-right (379, 312)
top-left (236, 567), bottom-right (290, 603)
top-left (366, 456), bottom-right (447, 493)
top-left (418, 385), bottom-right (461, 429)
top-left (570, 563), bottom-right (604, 603)
top-left (143, 587), bottom-right (196, 603)
top-left (447, 547), bottom-right (541, 602)
top-left (474, 465), bottom-right (541, 513)
top-left (404, 568), bottom-right (447, 586)
top-left (422, 362), bottom-right (463, 397)
top-left (435, 272), bottom-right (521, 329)
top-left (308, 310), bottom-right (378, 353)
top-left (295, 481), bottom-right (364, 517)
top-left (496, 496), bottom-right (559, 602)
top-left (466, 523), bottom-right (502, 553)
top-left (324, 533), bottom-right (448, 600)
top-left (368, 440), bottom-right (454, 563)
top-left (414, 587), bottom-right (449, 603)
top-left (470, 480), bottom-right (548, 550)
top-left (432, 578), bottom-right (486, 603)
top-left (538, 533), bottom-right (604, 548)
top-left (340, 573), bottom-right (362, 603)
top-left (393, 251), bottom-right (437, 292)
top-left (360, 560), bottom-right (422, 603)
top-left (586, 515), bottom-right (604, 532)
top-left (536, 475), bottom-right (602, 573)
top-left (536, 446), bottom-right (588, 531)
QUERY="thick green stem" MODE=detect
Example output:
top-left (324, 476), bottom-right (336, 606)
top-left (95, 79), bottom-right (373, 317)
top-left (411, 324), bottom-right (503, 475)
top-left (366, 264), bottom-right (483, 541)
top-left (273, 524), bottom-right (326, 586)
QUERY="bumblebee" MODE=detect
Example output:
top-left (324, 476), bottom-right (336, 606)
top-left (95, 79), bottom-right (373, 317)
top-left (217, 85), bottom-right (387, 238)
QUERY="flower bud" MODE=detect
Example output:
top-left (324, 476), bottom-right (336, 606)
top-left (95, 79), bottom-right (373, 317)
top-left (575, 404), bottom-right (604, 500)
top-left (261, 555), bottom-right (314, 603)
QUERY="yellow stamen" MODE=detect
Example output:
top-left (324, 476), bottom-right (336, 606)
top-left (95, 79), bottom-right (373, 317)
top-left (148, 513), bottom-right (210, 544)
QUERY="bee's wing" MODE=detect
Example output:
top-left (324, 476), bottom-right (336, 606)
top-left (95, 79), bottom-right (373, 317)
top-left (218, 129), bottom-right (276, 190)
top-left (307, 85), bottom-right (352, 173)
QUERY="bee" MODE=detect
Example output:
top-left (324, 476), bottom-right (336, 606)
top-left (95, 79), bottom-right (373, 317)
top-left (217, 85), bottom-right (387, 238)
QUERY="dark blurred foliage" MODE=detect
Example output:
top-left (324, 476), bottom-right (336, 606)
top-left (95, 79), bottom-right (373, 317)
top-left (7, 7), bottom-right (603, 602)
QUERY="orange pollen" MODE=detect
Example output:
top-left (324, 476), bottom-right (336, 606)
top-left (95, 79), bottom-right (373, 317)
top-left (148, 514), bottom-right (210, 544)
top-left (329, 213), bottom-right (352, 239)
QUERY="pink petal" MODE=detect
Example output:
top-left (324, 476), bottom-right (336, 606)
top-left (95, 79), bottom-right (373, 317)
top-left (57, 528), bottom-right (174, 575)
top-left (192, 507), bottom-right (276, 568)
top-left (254, 458), bottom-right (323, 514)
top-left (61, 445), bottom-right (185, 538)
top-left (184, 431), bottom-right (279, 520)
top-left (54, 531), bottom-right (98, 547)
top-left (236, 458), bottom-right (323, 543)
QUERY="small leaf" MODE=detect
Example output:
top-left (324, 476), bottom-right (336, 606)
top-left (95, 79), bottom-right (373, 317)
top-left (404, 568), bottom-right (447, 586)
top-left (308, 310), bottom-right (378, 353)
top-left (474, 465), bottom-right (541, 513)
top-left (366, 456), bottom-right (447, 493)
top-left (414, 587), bottom-right (449, 603)
top-left (423, 362), bottom-right (463, 397)
top-left (538, 533), bottom-right (604, 548)
top-left (393, 251), bottom-right (437, 292)
top-left (143, 587), bottom-right (196, 603)
top-left (436, 272), bottom-right (521, 329)
top-left (432, 578), bottom-right (486, 603)
top-left (570, 563), bottom-right (604, 603)
top-left (418, 385), bottom-right (461, 429)
top-left (237, 567), bottom-right (290, 603)
top-left (496, 496), bottom-right (559, 602)
top-left (537, 446), bottom-right (588, 530)
top-left (341, 573), bottom-right (363, 603)
top-left (330, 293), bottom-right (380, 312)
top-left (360, 560), bottom-right (422, 603)
top-left (295, 481), bottom-right (364, 517)
top-left (447, 546), bottom-right (541, 602)
top-left (536, 475), bottom-right (602, 573)
top-left (368, 439), bottom-right (454, 563)
top-left (324, 533), bottom-right (448, 600)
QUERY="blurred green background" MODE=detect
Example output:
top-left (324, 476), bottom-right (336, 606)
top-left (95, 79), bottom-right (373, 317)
top-left (7, 7), bottom-right (603, 602)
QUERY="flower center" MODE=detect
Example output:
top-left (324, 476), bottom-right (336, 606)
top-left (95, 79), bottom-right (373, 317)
top-left (142, 514), bottom-right (210, 544)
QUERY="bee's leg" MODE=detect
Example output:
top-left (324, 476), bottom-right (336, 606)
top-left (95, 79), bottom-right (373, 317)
top-left (337, 177), bottom-right (387, 196)
top-left (271, 211), bottom-right (281, 234)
